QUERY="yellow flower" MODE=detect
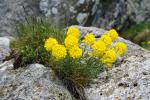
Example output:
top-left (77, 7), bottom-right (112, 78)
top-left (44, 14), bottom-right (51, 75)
top-left (67, 27), bottom-right (80, 38)
top-left (99, 33), bottom-right (112, 47)
top-left (109, 29), bottom-right (118, 41)
top-left (91, 40), bottom-right (106, 57)
top-left (68, 46), bottom-right (83, 58)
top-left (83, 33), bottom-right (96, 45)
top-left (147, 41), bottom-right (150, 44)
top-left (114, 42), bottom-right (127, 56)
top-left (64, 35), bottom-right (79, 49)
top-left (52, 44), bottom-right (67, 60)
top-left (44, 37), bottom-right (58, 51)
top-left (100, 49), bottom-right (117, 68)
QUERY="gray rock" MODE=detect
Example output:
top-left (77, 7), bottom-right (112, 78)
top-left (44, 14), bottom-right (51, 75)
top-left (76, 13), bottom-right (89, 25)
top-left (0, 62), bottom-right (73, 100)
top-left (73, 25), bottom-right (105, 38)
top-left (39, 0), bottom-right (150, 30)
top-left (85, 51), bottom-right (150, 100)
top-left (39, 0), bottom-right (49, 14)
top-left (1, 0), bottom-right (150, 36)
top-left (0, 0), bottom-right (38, 36)
top-left (39, 0), bottom-right (70, 25)
top-left (51, 7), bottom-right (58, 15)
top-left (0, 37), bottom-right (10, 63)
top-left (76, 26), bottom-right (150, 100)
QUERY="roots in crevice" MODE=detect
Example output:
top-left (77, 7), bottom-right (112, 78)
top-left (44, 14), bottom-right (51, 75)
top-left (56, 71), bottom-right (86, 100)
top-left (62, 79), bottom-right (86, 100)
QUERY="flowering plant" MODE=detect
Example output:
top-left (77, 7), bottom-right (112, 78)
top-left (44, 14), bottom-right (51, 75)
top-left (44, 27), bottom-right (127, 86)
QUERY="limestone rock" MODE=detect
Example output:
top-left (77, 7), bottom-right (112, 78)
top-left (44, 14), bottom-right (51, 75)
top-left (0, 0), bottom-right (38, 36)
top-left (0, 0), bottom-right (150, 36)
top-left (39, 0), bottom-right (150, 30)
top-left (0, 62), bottom-right (73, 100)
top-left (0, 37), bottom-right (10, 63)
top-left (84, 50), bottom-right (150, 100)
top-left (76, 26), bottom-right (150, 100)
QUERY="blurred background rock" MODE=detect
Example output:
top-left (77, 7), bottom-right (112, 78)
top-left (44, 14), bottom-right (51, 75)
top-left (0, 0), bottom-right (150, 49)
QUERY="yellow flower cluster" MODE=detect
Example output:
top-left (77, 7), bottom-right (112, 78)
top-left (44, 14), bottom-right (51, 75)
top-left (89, 29), bottom-right (118, 58)
top-left (67, 27), bottom-right (80, 38)
top-left (147, 41), bottom-right (150, 44)
top-left (88, 29), bottom-right (126, 68)
top-left (83, 33), bottom-right (96, 45)
top-left (114, 42), bottom-right (127, 56)
top-left (109, 29), bottom-right (118, 41)
top-left (44, 27), bottom-right (82, 60)
top-left (100, 49), bottom-right (117, 68)
top-left (44, 37), bottom-right (67, 60)
top-left (65, 27), bottom-right (82, 58)
top-left (64, 35), bottom-right (78, 49)
top-left (99, 29), bottom-right (118, 47)
top-left (52, 44), bottom-right (67, 60)
top-left (99, 33), bottom-right (112, 47)
top-left (91, 40), bottom-right (106, 56)
top-left (69, 47), bottom-right (82, 58)
top-left (44, 27), bottom-right (127, 68)
top-left (44, 38), bottom-right (58, 51)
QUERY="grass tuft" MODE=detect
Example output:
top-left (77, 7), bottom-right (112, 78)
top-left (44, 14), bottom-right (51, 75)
top-left (121, 22), bottom-right (150, 50)
top-left (11, 17), bottom-right (65, 67)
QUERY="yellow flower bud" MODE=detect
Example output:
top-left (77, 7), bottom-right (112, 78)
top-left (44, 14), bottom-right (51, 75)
top-left (52, 44), bottom-right (67, 60)
top-left (68, 46), bottom-right (83, 58)
top-left (99, 33), bottom-right (112, 47)
top-left (109, 29), bottom-right (118, 41)
top-left (44, 37), bottom-right (58, 51)
top-left (67, 27), bottom-right (80, 38)
top-left (114, 42), bottom-right (127, 56)
top-left (100, 49), bottom-right (117, 68)
top-left (64, 35), bottom-right (79, 49)
top-left (83, 33), bottom-right (96, 45)
top-left (91, 40), bottom-right (106, 57)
